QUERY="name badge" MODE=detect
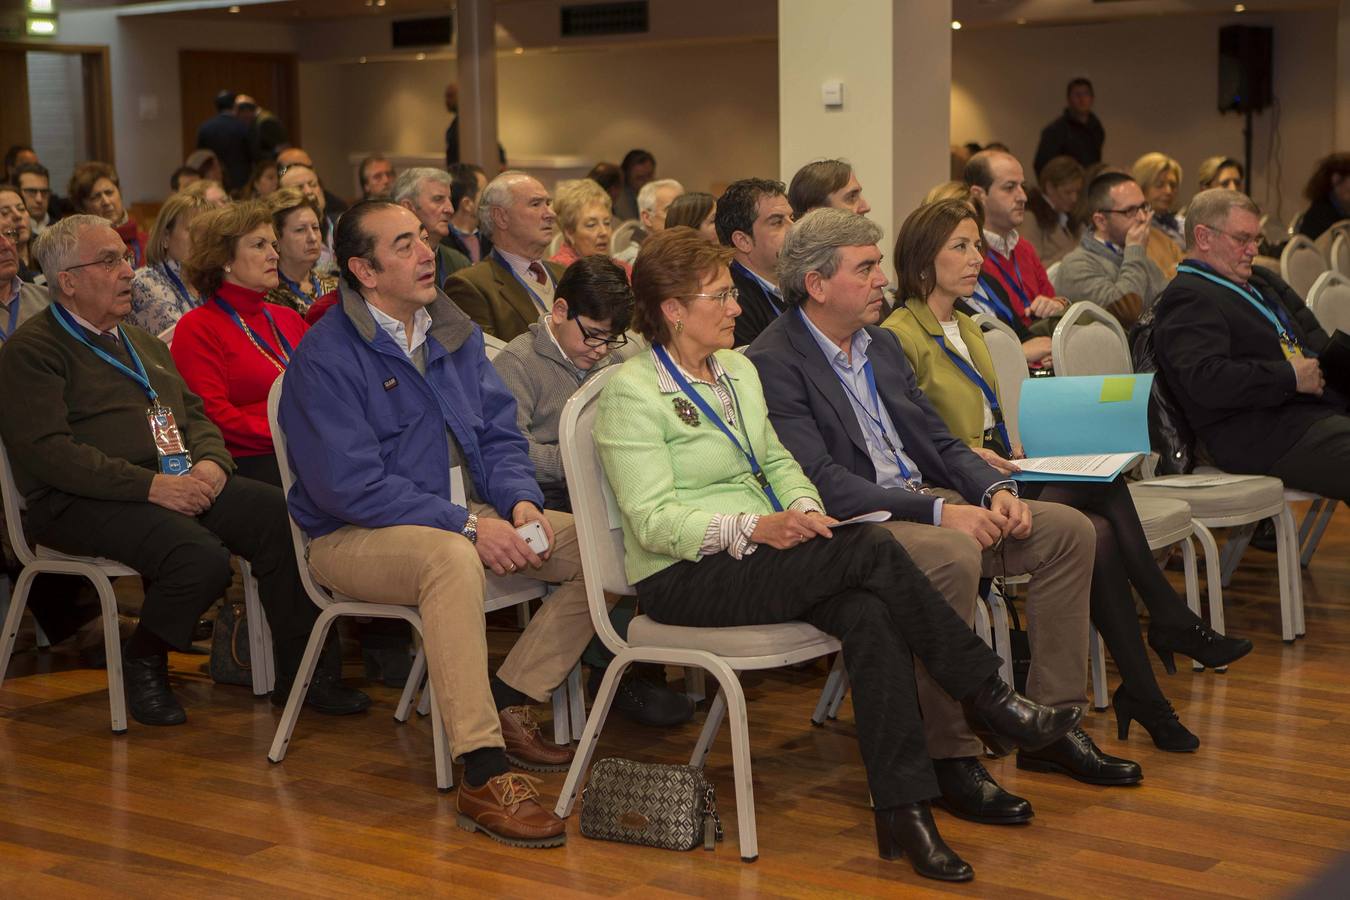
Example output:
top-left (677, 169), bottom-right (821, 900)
top-left (148, 405), bottom-right (192, 476)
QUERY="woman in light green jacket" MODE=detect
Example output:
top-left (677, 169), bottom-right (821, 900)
top-left (593, 227), bottom-right (1078, 883)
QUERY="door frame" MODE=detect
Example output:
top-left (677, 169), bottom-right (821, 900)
top-left (0, 42), bottom-right (114, 166)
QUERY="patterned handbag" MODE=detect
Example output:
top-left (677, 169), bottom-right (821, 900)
top-left (579, 758), bottom-right (724, 852)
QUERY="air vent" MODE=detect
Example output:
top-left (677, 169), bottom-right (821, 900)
top-left (391, 16), bottom-right (453, 49)
top-left (561, 2), bottom-right (649, 37)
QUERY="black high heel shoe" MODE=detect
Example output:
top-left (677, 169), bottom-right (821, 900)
top-left (1147, 621), bottom-right (1253, 674)
top-left (1112, 685), bottom-right (1199, 752)
top-left (874, 801), bottom-right (974, 882)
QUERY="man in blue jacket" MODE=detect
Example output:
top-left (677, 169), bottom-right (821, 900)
top-left (279, 201), bottom-right (593, 849)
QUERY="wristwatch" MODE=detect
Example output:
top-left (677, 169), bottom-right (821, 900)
top-left (461, 512), bottom-right (479, 544)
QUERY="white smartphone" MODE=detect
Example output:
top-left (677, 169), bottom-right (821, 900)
top-left (516, 520), bottom-right (550, 555)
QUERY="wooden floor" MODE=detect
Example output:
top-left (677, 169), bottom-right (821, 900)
top-left (4, 507), bottom-right (1350, 898)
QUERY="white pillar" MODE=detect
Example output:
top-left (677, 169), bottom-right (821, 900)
top-left (456, 0), bottom-right (500, 170)
top-left (1337, 0), bottom-right (1350, 150)
top-left (778, 0), bottom-right (952, 272)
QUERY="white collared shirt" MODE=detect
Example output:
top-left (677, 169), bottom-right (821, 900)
top-left (366, 300), bottom-right (433, 362)
top-left (983, 228), bottom-right (1020, 259)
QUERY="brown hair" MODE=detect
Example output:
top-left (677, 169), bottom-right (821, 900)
top-left (145, 190), bottom-right (215, 267)
top-left (631, 226), bottom-right (735, 345)
top-left (665, 192), bottom-right (716, 231)
top-left (1027, 155), bottom-right (1085, 230)
top-left (1303, 152), bottom-right (1350, 203)
top-left (68, 161), bottom-right (119, 213)
top-left (183, 200), bottom-right (275, 298)
top-left (786, 159), bottom-right (853, 219)
top-left (894, 198), bottom-right (981, 303)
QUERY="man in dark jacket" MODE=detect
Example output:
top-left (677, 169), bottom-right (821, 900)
top-left (1033, 78), bottom-right (1105, 175)
top-left (715, 177), bottom-right (794, 346)
top-left (1154, 188), bottom-right (1350, 500)
top-left (195, 90), bottom-right (252, 192)
top-left (279, 200), bottom-right (593, 849)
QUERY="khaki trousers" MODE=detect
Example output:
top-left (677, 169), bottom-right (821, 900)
top-left (880, 491), bottom-right (1093, 759)
top-left (308, 502), bottom-right (594, 758)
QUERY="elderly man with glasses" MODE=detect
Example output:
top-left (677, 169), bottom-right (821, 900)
top-left (1054, 171), bottom-right (1167, 329)
top-left (1153, 188), bottom-right (1350, 501)
top-left (0, 215), bottom-right (365, 727)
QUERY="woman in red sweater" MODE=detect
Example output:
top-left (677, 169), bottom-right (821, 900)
top-left (174, 201), bottom-right (306, 487)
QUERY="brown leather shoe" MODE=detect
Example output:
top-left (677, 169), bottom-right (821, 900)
top-left (456, 773), bottom-right (566, 848)
top-left (500, 705), bottom-right (573, 772)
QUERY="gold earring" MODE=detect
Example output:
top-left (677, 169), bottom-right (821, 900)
top-left (675, 320), bottom-right (684, 334)
top-left (224, 265), bottom-right (232, 273)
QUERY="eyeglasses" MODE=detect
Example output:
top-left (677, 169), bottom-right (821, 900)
top-left (575, 318), bottom-right (629, 349)
top-left (1099, 203), bottom-right (1150, 217)
top-left (1200, 224), bottom-right (1261, 247)
top-left (63, 250), bottom-right (136, 273)
top-left (683, 287), bottom-right (740, 306)
top-left (20, 186), bottom-right (50, 197)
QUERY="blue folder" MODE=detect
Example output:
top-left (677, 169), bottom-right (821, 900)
top-left (1013, 374), bottom-right (1153, 482)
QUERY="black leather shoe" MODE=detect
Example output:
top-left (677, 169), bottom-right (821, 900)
top-left (933, 757), bottom-right (1033, 825)
top-left (362, 647), bottom-right (413, 688)
top-left (1148, 621), bottom-right (1253, 674)
top-left (1017, 726), bottom-right (1143, 785)
top-left (1112, 686), bottom-right (1199, 752)
top-left (961, 675), bottom-right (1082, 757)
top-left (272, 637), bottom-right (372, 716)
top-left (589, 664), bottom-right (696, 727)
top-left (123, 651), bottom-right (187, 726)
top-left (874, 801), bottom-right (974, 882)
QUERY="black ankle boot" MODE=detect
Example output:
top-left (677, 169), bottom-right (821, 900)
top-left (874, 801), bottom-right (974, 882)
top-left (1112, 685), bottom-right (1199, 752)
top-left (961, 674), bottom-right (1082, 757)
top-left (1147, 621), bottom-right (1253, 673)
top-left (122, 650), bottom-right (186, 726)
top-left (272, 635), bottom-right (372, 715)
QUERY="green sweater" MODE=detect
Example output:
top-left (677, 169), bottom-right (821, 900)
top-left (595, 348), bottom-right (822, 585)
top-left (0, 305), bottom-right (234, 506)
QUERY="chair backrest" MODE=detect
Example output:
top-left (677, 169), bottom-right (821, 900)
top-left (558, 365), bottom-right (634, 654)
top-left (267, 378), bottom-right (336, 610)
top-left (482, 332), bottom-right (507, 360)
top-left (1281, 234), bottom-right (1329, 299)
top-left (1307, 270), bottom-right (1350, 336)
top-left (0, 438), bottom-right (36, 567)
top-left (611, 220), bottom-right (642, 255)
top-left (1051, 302), bottom-right (1132, 376)
top-left (973, 314), bottom-right (1028, 449)
top-left (1331, 232), bottom-right (1350, 279)
top-left (1312, 217), bottom-right (1350, 257)
top-left (158, 323), bottom-right (176, 347)
top-left (1045, 260), bottom-right (1062, 291)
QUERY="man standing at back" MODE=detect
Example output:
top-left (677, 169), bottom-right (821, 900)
top-left (195, 90), bottom-right (252, 193)
top-left (444, 172), bottom-right (562, 341)
top-left (1033, 77), bottom-right (1105, 174)
top-left (716, 177), bottom-right (794, 346)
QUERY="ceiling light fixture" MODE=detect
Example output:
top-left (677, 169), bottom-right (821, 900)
top-left (1233, 3), bottom-right (1246, 11)
top-left (951, 20), bottom-right (962, 31)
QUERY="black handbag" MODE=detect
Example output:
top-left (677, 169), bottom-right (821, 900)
top-left (208, 599), bottom-right (254, 686)
top-left (580, 758), bottom-right (724, 852)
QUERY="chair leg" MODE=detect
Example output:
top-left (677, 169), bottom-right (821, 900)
top-left (825, 670), bottom-right (849, 720)
top-left (1270, 512), bottom-right (1299, 642)
top-left (426, 681), bottom-right (453, 792)
top-left (241, 565), bottom-right (273, 697)
top-left (554, 653), bottom-right (633, 819)
top-left (685, 667), bottom-right (706, 703)
top-left (984, 588), bottom-right (1014, 686)
top-left (1277, 507), bottom-right (1306, 638)
top-left (690, 688), bottom-right (727, 768)
top-left (551, 673), bottom-right (571, 746)
top-left (1218, 523), bottom-right (1254, 588)
top-left (568, 662), bottom-right (585, 738)
top-left (0, 568), bottom-right (35, 692)
top-left (91, 574), bottom-right (128, 735)
top-left (515, 603), bottom-right (532, 629)
top-left (1300, 500), bottom-right (1337, 568)
top-left (416, 680), bottom-right (431, 717)
top-left (1192, 523), bottom-right (1226, 638)
top-left (811, 654), bottom-right (846, 726)
top-left (268, 609), bottom-right (338, 763)
top-left (1179, 536), bottom-right (1208, 672)
top-left (974, 598), bottom-right (992, 647)
top-left (704, 662), bottom-right (758, 862)
top-left (1089, 629), bottom-right (1108, 711)
top-left (394, 647), bottom-right (426, 723)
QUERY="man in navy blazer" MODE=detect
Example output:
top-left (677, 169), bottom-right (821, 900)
top-left (749, 210), bottom-right (1101, 823)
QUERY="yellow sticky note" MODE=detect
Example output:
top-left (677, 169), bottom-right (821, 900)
top-left (1100, 376), bottom-right (1135, 403)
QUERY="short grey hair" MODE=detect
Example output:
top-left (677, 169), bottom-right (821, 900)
top-left (33, 214), bottom-right (107, 285)
top-left (1184, 188), bottom-right (1260, 249)
top-left (638, 178), bottom-right (684, 214)
top-left (478, 170), bottom-right (537, 239)
top-left (392, 167), bottom-right (452, 205)
top-left (777, 208), bottom-right (883, 307)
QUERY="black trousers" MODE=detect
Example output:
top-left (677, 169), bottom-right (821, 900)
top-left (26, 475), bottom-right (316, 654)
top-left (1024, 476), bottom-right (1195, 706)
top-left (1270, 414), bottom-right (1350, 500)
top-left (637, 524), bottom-right (1000, 808)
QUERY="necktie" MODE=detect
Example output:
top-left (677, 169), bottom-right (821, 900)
top-left (527, 262), bottom-right (546, 285)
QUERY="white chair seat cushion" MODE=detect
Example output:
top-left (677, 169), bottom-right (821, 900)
top-left (627, 615), bottom-right (836, 658)
top-left (1128, 475), bottom-right (1284, 519)
top-left (1129, 495), bottom-right (1193, 548)
top-left (34, 545), bottom-right (137, 576)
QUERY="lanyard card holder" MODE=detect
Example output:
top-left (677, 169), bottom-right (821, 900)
top-left (149, 405), bottom-right (192, 475)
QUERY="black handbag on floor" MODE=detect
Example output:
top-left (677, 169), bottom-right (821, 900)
top-left (209, 600), bottom-right (254, 686)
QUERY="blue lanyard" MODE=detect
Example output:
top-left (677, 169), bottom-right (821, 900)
top-left (986, 251), bottom-right (1032, 314)
top-left (493, 250), bottom-right (555, 314)
top-left (49, 303), bottom-right (158, 402)
top-left (1176, 263), bottom-right (1310, 356)
top-left (212, 297), bottom-right (294, 368)
top-left (652, 344), bottom-right (782, 511)
top-left (929, 330), bottom-right (1012, 450)
top-left (0, 294), bottom-right (21, 341)
top-left (733, 261), bottom-right (783, 316)
top-left (161, 262), bottom-right (197, 312)
top-left (278, 270), bottom-right (323, 307)
top-left (970, 274), bottom-right (1017, 325)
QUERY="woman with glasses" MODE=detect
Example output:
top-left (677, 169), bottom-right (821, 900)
top-left (594, 227), bottom-right (1080, 882)
top-left (130, 190), bottom-right (215, 338)
top-left (882, 198), bottom-right (1252, 754)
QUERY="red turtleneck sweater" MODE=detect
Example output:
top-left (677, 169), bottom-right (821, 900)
top-left (170, 281), bottom-right (309, 458)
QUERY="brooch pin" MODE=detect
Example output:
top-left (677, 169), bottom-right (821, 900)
top-left (673, 397), bottom-right (700, 427)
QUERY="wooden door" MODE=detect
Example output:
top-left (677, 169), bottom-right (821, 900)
top-left (0, 48), bottom-right (32, 152)
top-left (179, 50), bottom-right (300, 157)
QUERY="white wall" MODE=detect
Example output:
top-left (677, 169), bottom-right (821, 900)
top-left (59, 10), bottom-right (298, 204)
top-left (951, 9), bottom-right (1338, 226)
